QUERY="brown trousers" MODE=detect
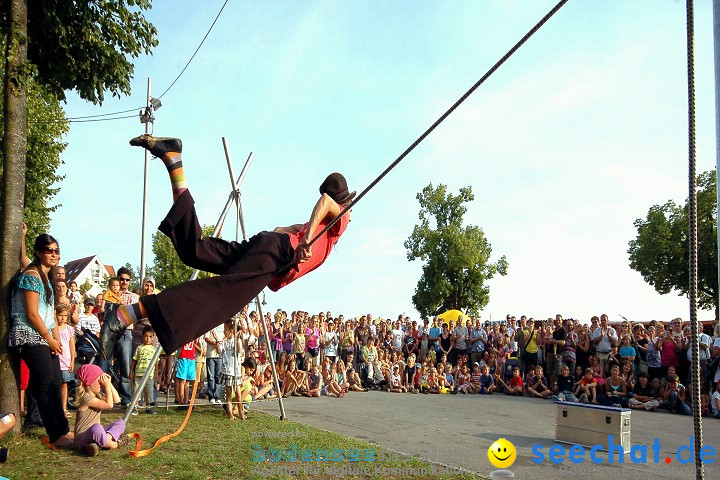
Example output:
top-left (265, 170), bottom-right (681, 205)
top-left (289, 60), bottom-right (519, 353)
top-left (141, 190), bottom-right (293, 353)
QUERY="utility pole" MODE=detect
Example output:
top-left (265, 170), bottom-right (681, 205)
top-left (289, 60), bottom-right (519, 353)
top-left (139, 78), bottom-right (161, 283)
top-left (713, 0), bottom-right (720, 324)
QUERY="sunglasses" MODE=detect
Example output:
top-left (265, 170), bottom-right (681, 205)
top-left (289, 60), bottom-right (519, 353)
top-left (43, 247), bottom-right (60, 255)
top-left (119, 277), bottom-right (131, 282)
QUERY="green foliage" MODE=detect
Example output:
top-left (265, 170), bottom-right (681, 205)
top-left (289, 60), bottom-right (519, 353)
top-left (405, 184), bottom-right (508, 319)
top-left (1, 0), bottom-right (159, 104)
top-left (78, 279), bottom-right (93, 296)
top-left (0, 75), bottom-right (68, 241)
top-left (148, 225), bottom-right (215, 290)
top-left (628, 170), bottom-right (718, 316)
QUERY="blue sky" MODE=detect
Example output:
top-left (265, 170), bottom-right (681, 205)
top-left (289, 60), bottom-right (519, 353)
top-left (52, 0), bottom-right (718, 323)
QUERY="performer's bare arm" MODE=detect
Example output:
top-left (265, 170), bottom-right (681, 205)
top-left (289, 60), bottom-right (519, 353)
top-left (273, 224), bottom-right (304, 234)
top-left (294, 194), bottom-right (345, 264)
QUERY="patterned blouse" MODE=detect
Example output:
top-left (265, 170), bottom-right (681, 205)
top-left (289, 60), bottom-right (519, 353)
top-left (8, 272), bottom-right (55, 348)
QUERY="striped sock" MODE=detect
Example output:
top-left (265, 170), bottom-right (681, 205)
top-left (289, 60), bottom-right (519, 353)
top-left (161, 152), bottom-right (187, 201)
top-left (117, 303), bottom-right (143, 328)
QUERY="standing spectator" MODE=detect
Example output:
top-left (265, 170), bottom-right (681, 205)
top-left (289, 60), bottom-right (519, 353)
top-left (438, 323), bottom-right (454, 366)
top-left (339, 321), bottom-right (354, 364)
top-left (55, 280), bottom-right (79, 326)
top-left (710, 324), bottom-right (720, 390)
top-left (646, 325), bottom-right (663, 380)
top-left (130, 326), bottom-right (158, 414)
top-left (522, 320), bottom-right (540, 371)
top-left (685, 325), bottom-right (711, 389)
top-left (656, 321), bottom-right (682, 379)
top-left (77, 299), bottom-right (100, 336)
top-left (8, 233), bottom-right (74, 447)
top-left (322, 320), bottom-right (339, 364)
top-left (545, 315), bottom-right (565, 388)
top-left (390, 318), bottom-right (404, 354)
top-left (304, 316), bottom-right (321, 369)
top-left (452, 316), bottom-right (469, 366)
top-left (116, 267), bottom-right (140, 405)
top-left (204, 324), bottom-right (225, 404)
top-left (591, 314), bottom-right (617, 376)
top-left (56, 305), bottom-right (75, 417)
top-left (175, 339), bottom-right (199, 405)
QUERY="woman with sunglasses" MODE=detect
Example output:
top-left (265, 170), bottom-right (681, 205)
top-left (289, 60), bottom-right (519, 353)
top-left (8, 234), bottom-right (74, 448)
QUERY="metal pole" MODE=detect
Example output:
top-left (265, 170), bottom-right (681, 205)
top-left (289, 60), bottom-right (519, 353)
top-left (123, 345), bottom-right (161, 422)
top-left (140, 77), bottom-right (151, 283)
top-left (221, 139), bottom-right (286, 419)
top-left (713, 0), bottom-right (720, 326)
top-left (189, 151), bottom-right (254, 281)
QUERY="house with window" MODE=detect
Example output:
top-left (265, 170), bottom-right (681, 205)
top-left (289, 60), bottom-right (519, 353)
top-left (64, 255), bottom-right (115, 298)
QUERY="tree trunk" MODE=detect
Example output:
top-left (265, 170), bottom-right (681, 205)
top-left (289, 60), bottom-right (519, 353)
top-left (0, 0), bottom-right (28, 433)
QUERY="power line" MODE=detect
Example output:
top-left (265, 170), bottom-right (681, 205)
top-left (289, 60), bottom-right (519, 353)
top-left (157, 0), bottom-right (230, 99)
top-left (66, 108), bottom-right (142, 120)
top-left (62, 0), bottom-right (230, 122)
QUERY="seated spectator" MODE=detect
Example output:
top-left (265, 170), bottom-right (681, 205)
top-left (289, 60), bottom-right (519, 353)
top-left (552, 365), bottom-right (578, 402)
top-left (457, 364), bottom-right (475, 394)
top-left (628, 372), bottom-right (660, 411)
top-left (711, 380), bottom-right (720, 419)
top-left (621, 361), bottom-right (635, 391)
top-left (598, 365), bottom-right (628, 407)
top-left (0, 412), bottom-right (16, 463)
top-left (388, 365), bottom-right (406, 393)
top-left (444, 364), bottom-right (455, 393)
top-left (575, 368), bottom-right (598, 404)
top-left (471, 362), bottom-right (483, 392)
top-left (405, 354), bottom-right (418, 393)
top-left (335, 361), bottom-right (350, 395)
top-left (662, 373), bottom-right (691, 415)
top-left (477, 365), bottom-right (495, 395)
top-left (505, 367), bottom-right (523, 396)
top-left (304, 366), bottom-right (322, 398)
top-left (282, 360), bottom-right (304, 397)
top-left (347, 367), bottom-right (367, 392)
top-left (527, 365), bottom-right (552, 399)
top-left (426, 368), bottom-right (441, 394)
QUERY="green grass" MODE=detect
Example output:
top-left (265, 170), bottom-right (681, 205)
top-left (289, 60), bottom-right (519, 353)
top-left (0, 406), bottom-right (479, 480)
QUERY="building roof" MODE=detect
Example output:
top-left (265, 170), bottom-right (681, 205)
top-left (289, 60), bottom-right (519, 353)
top-left (105, 265), bottom-right (116, 277)
top-left (64, 255), bottom-right (95, 284)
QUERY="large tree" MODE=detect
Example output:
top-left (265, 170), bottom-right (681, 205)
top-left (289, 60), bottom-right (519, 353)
top-left (0, 0), bottom-right (157, 427)
top-left (0, 75), bottom-right (69, 241)
top-left (628, 170), bottom-right (718, 320)
top-left (148, 226), bottom-right (215, 291)
top-left (405, 183), bottom-right (508, 318)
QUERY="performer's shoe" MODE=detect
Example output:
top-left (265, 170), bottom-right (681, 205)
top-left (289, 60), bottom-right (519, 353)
top-left (129, 134), bottom-right (182, 157)
top-left (100, 304), bottom-right (126, 361)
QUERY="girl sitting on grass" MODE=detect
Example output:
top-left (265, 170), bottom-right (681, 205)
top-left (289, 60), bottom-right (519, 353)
top-left (73, 364), bottom-right (128, 456)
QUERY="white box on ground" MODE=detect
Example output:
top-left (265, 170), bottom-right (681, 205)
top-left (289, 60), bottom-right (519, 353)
top-left (555, 401), bottom-right (631, 453)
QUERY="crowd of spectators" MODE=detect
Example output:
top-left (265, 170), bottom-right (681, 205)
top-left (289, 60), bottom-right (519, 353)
top-left (188, 310), bottom-right (720, 421)
top-left (7, 232), bottom-right (720, 457)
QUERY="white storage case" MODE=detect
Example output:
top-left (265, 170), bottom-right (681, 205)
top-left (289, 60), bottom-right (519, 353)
top-left (555, 401), bottom-right (631, 453)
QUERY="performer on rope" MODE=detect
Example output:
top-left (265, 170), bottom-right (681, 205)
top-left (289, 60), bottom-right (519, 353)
top-left (100, 134), bottom-right (354, 358)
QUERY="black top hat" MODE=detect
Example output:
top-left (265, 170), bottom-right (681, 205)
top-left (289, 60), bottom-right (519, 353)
top-left (319, 173), bottom-right (356, 205)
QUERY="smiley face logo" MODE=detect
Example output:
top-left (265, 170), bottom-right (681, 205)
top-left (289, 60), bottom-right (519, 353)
top-left (488, 438), bottom-right (516, 469)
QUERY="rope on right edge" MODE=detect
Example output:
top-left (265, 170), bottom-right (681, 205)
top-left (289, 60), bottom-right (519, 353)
top-left (685, 1), bottom-right (704, 480)
top-left (300, 0), bottom-right (571, 254)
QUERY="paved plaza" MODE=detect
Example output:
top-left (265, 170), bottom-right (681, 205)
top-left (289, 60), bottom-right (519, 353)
top-left (253, 391), bottom-right (720, 480)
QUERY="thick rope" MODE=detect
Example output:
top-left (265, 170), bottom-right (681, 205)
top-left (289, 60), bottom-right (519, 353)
top-left (685, 1), bottom-right (704, 480)
top-left (301, 0), bottom-right (570, 252)
top-left (128, 357), bottom-right (203, 457)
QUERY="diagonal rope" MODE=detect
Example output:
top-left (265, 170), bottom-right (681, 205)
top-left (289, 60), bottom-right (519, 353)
top-left (301, 0), bottom-right (570, 252)
top-left (685, 1), bottom-right (704, 480)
